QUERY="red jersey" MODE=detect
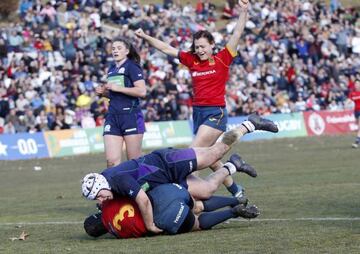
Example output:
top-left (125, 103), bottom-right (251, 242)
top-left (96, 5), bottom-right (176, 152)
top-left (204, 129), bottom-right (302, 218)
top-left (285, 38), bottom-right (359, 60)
top-left (349, 90), bottom-right (360, 111)
top-left (101, 198), bottom-right (146, 238)
top-left (179, 46), bottom-right (236, 106)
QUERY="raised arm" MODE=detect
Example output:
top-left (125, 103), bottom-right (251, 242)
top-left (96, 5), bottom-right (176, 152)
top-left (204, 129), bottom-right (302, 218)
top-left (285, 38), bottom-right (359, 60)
top-left (226, 0), bottom-right (249, 54)
top-left (135, 28), bottom-right (179, 58)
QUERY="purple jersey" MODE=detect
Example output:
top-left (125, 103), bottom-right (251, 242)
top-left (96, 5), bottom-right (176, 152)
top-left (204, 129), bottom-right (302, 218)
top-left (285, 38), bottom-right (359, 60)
top-left (101, 148), bottom-right (197, 199)
top-left (107, 59), bottom-right (144, 114)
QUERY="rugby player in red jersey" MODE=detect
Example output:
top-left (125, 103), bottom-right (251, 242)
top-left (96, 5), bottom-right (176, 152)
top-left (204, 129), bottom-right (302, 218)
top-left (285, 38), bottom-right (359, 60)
top-left (349, 79), bottom-right (360, 148)
top-left (135, 0), bottom-right (250, 198)
top-left (84, 197), bottom-right (147, 238)
top-left (84, 184), bottom-right (259, 238)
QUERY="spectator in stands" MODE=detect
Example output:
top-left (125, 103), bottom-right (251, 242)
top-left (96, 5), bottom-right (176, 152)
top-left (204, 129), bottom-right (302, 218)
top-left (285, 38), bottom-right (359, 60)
top-left (40, 1), bottom-right (58, 29)
top-left (35, 109), bottom-right (49, 132)
top-left (95, 37), bottom-right (146, 167)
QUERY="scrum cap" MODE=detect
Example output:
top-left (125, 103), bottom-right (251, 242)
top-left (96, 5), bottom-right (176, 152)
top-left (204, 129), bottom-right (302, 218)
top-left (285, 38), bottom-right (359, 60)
top-left (81, 173), bottom-right (110, 200)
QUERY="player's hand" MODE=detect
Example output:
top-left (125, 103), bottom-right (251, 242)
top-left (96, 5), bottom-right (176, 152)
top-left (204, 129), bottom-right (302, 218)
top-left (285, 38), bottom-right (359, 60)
top-left (147, 223), bottom-right (163, 234)
top-left (104, 83), bottom-right (113, 90)
top-left (95, 85), bottom-right (105, 95)
top-left (135, 28), bottom-right (145, 38)
top-left (238, 0), bottom-right (249, 9)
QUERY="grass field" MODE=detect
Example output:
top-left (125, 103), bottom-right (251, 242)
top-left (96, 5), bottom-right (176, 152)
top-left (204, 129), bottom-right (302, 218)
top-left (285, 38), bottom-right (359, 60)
top-left (1, 134), bottom-right (359, 253)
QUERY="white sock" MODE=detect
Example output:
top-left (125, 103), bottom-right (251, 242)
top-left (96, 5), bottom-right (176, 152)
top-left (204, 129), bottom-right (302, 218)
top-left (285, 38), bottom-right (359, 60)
top-left (241, 120), bottom-right (255, 133)
top-left (224, 162), bottom-right (236, 175)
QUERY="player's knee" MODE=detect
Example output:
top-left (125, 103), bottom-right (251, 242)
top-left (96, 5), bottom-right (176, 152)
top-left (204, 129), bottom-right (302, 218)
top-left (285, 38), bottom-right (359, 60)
top-left (200, 187), bottom-right (215, 200)
top-left (106, 160), bottom-right (116, 168)
top-left (106, 157), bottom-right (120, 168)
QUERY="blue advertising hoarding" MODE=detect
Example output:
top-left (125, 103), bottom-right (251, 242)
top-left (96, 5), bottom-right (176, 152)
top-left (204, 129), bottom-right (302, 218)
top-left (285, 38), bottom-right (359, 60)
top-left (0, 133), bottom-right (49, 160)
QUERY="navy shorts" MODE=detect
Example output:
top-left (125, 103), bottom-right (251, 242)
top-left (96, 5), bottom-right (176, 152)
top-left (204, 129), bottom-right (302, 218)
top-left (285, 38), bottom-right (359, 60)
top-left (103, 112), bottom-right (145, 136)
top-left (148, 183), bottom-right (194, 234)
top-left (138, 148), bottom-right (197, 190)
top-left (192, 106), bottom-right (228, 134)
top-left (355, 110), bottom-right (360, 119)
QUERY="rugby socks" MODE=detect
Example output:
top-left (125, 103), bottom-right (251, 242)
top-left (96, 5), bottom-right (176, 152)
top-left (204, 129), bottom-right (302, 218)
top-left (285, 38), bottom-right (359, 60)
top-left (241, 120), bottom-right (255, 133)
top-left (226, 182), bottom-right (240, 196)
top-left (203, 195), bottom-right (240, 212)
top-left (223, 162), bottom-right (236, 175)
top-left (198, 210), bottom-right (237, 230)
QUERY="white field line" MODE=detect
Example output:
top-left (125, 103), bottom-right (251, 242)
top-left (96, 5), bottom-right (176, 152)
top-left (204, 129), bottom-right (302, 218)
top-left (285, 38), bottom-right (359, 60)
top-left (1, 217), bottom-right (360, 226)
top-left (231, 217), bottom-right (360, 222)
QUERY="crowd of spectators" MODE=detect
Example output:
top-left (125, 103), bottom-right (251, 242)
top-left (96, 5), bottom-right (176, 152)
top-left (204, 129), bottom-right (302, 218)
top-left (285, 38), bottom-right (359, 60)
top-left (0, 0), bottom-right (359, 134)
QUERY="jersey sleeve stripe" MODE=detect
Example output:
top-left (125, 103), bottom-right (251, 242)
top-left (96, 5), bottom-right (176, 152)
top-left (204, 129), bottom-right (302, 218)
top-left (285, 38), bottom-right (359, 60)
top-left (225, 44), bottom-right (237, 57)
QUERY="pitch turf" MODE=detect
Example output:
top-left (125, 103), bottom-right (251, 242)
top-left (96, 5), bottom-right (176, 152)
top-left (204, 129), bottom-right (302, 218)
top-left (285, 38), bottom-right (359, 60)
top-left (1, 134), bottom-right (359, 253)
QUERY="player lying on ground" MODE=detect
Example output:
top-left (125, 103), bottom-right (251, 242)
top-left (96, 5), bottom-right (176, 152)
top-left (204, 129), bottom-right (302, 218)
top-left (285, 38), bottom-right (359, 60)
top-left (81, 114), bottom-right (278, 233)
top-left (84, 183), bottom-right (259, 238)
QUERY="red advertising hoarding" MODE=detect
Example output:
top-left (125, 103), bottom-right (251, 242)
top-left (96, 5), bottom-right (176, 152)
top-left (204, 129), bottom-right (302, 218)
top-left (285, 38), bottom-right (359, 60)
top-left (303, 110), bottom-right (358, 136)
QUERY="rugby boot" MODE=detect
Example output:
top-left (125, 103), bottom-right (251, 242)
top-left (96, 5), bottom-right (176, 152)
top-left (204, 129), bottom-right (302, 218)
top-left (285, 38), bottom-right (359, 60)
top-left (232, 204), bottom-right (260, 219)
top-left (248, 113), bottom-right (278, 133)
top-left (228, 153), bottom-right (257, 177)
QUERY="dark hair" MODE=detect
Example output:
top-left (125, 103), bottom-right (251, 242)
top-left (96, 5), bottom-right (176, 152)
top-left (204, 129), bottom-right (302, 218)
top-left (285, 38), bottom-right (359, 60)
top-left (84, 213), bottom-right (108, 237)
top-left (190, 30), bottom-right (215, 54)
top-left (112, 36), bottom-right (140, 64)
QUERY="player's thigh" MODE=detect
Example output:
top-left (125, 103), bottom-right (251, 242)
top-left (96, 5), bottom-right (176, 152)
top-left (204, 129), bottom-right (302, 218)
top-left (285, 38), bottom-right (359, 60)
top-left (104, 135), bottom-right (124, 162)
top-left (186, 174), bottom-right (212, 200)
top-left (124, 133), bottom-right (143, 159)
top-left (190, 125), bottom-right (223, 148)
top-left (193, 143), bottom-right (228, 170)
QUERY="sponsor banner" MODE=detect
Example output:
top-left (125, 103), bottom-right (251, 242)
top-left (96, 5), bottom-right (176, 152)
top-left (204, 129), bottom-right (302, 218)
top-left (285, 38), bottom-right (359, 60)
top-left (303, 110), bottom-right (357, 136)
top-left (44, 129), bottom-right (91, 157)
top-left (227, 113), bottom-right (307, 141)
top-left (143, 121), bottom-right (193, 149)
top-left (0, 132), bottom-right (49, 160)
top-left (85, 127), bottom-right (104, 153)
